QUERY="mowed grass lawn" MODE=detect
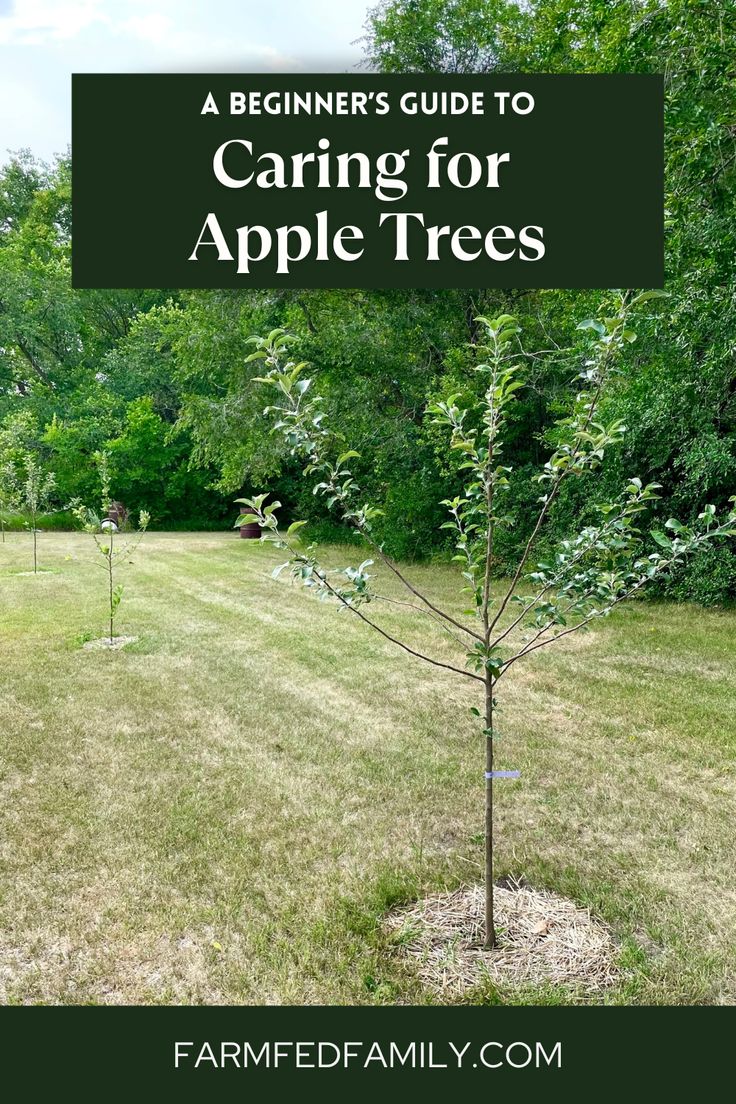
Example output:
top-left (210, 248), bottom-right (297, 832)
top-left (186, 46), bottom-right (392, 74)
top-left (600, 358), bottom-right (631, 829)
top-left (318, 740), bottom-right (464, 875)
top-left (1, 531), bottom-right (734, 1006)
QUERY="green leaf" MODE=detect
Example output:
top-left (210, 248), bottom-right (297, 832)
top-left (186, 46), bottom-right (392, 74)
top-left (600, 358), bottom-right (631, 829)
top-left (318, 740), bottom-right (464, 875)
top-left (336, 450), bottom-right (360, 466)
top-left (631, 290), bottom-right (669, 305)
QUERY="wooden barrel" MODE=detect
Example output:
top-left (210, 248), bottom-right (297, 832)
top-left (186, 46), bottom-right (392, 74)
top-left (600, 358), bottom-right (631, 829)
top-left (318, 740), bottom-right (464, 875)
top-left (236, 504), bottom-right (260, 539)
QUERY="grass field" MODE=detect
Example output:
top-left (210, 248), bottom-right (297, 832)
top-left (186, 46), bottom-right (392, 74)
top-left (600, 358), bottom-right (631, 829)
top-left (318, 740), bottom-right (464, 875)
top-left (1, 531), bottom-right (734, 1005)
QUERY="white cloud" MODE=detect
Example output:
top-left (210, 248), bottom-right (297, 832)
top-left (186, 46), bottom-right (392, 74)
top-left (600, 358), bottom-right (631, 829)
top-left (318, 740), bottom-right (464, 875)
top-left (0, 72), bottom-right (66, 156)
top-left (114, 22), bottom-right (297, 69)
top-left (0, 0), bottom-right (368, 157)
top-left (0, 1), bottom-right (109, 45)
top-left (117, 11), bottom-right (173, 46)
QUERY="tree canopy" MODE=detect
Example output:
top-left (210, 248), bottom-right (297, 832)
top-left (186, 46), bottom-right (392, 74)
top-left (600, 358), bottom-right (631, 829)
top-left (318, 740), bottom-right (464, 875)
top-left (1, 0), bottom-right (734, 600)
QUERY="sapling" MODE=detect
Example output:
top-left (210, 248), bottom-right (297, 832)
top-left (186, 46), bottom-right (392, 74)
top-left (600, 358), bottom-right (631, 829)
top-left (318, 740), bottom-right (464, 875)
top-left (15, 453), bottom-right (56, 573)
top-left (0, 462), bottom-right (21, 544)
top-left (73, 454), bottom-right (150, 644)
top-left (242, 297), bottom-right (736, 949)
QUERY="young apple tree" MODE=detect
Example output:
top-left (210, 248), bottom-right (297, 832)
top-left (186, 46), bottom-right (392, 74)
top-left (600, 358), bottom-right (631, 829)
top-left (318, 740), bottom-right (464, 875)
top-left (241, 295), bottom-right (736, 949)
top-left (73, 453), bottom-right (149, 644)
top-left (0, 462), bottom-right (21, 543)
top-left (15, 453), bottom-right (56, 573)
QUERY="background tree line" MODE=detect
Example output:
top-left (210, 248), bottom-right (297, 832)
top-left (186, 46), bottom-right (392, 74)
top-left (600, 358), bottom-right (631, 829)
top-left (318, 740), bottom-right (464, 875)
top-left (0, 0), bottom-right (733, 601)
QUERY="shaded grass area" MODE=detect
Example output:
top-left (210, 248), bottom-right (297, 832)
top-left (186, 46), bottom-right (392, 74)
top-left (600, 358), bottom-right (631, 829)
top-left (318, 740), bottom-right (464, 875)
top-left (0, 531), bottom-right (734, 1005)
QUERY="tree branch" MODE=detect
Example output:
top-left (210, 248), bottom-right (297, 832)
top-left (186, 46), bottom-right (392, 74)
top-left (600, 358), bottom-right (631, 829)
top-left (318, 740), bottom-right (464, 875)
top-left (372, 593), bottom-right (471, 650)
top-left (365, 537), bottom-right (485, 643)
top-left (488, 310), bottom-right (627, 634)
top-left (280, 544), bottom-right (484, 684)
top-left (490, 502), bottom-right (634, 650)
top-left (497, 549), bottom-right (682, 680)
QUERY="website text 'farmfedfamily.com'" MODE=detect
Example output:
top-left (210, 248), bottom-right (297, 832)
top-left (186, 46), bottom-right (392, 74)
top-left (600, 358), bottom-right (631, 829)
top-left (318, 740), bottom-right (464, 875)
top-left (173, 1037), bottom-right (562, 1071)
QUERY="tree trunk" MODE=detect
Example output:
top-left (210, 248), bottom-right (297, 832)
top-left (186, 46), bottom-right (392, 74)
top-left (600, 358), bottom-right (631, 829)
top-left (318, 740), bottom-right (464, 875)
top-left (32, 517), bottom-right (37, 574)
top-left (484, 671), bottom-right (497, 949)
top-left (108, 538), bottom-right (114, 644)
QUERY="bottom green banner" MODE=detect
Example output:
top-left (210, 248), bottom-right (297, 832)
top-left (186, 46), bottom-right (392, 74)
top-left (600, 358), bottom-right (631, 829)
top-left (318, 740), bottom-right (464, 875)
top-left (0, 1005), bottom-right (728, 1097)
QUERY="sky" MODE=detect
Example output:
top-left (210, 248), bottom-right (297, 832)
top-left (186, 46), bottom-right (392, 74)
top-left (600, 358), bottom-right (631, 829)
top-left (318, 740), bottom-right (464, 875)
top-left (0, 0), bottom-right (372, 160)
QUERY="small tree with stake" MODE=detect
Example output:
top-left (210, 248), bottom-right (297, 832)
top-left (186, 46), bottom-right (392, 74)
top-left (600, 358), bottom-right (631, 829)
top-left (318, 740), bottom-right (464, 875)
top-left (73, 454), bottom-right (149, 645)
top-left (241, 294), bottom-right (736, 950)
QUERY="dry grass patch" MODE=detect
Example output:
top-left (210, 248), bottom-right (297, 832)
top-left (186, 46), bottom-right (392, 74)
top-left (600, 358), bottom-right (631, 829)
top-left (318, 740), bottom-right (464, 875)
top-left (386, 881), bottom-right (618, 996)
top-left (1, 533), bottom-right (734, 1004)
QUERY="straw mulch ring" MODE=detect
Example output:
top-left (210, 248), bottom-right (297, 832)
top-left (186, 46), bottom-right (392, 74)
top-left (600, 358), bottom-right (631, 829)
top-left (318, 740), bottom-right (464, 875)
top-left (385, 880), bottom-right (618, 995)
top-left (82, 636), bottom-right (138, 651)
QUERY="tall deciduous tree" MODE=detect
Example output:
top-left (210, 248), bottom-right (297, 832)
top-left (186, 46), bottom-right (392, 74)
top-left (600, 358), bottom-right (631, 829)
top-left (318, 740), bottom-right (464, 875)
top-left (363, 0), bottom-right (736, 601)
